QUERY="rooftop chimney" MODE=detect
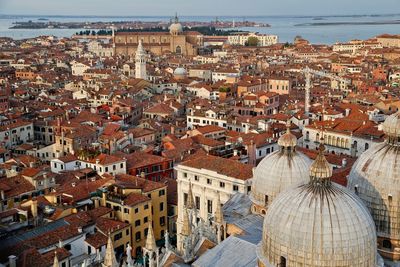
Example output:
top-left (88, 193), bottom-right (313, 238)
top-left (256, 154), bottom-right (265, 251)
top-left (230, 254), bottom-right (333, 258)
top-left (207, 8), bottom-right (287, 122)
top-left (8, 255), bottom-right (17, 267)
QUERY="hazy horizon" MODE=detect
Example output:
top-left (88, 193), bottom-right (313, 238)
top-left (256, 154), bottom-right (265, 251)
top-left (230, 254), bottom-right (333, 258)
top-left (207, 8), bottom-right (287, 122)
top-left (0, 0), bottom-right (399, 17)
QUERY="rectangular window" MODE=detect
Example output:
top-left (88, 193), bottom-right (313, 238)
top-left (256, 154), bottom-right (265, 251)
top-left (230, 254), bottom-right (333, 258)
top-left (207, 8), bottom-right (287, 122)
top-left (159, 202), bottom-right (164, 211)
top-left (183, 193), bottom-right (188, 206)
top-left (135, 208), bottom-right (139, 213)
top-left (144, 204), bottom-right (149, 210)
top-left (183, 172), bottom-right (187, 178)
top-left (194, 175), bottom-right (199, 181)
top-left (195, 196), bottom-right (200, 210)
top-left (207, 179), bottom-right (212, 185)
top-left (159, 189), bottom-right (165, 196)
top-left (114, 232), bottom-right (122, 241)
top-left (124, 208), bottom-right (129, 214)
top-left (160, 216), bottom-right (165, 226)
top-left (220, 182), bottom-right (225, 188)
top-left (233, 185), bottom-right (239, 191)
top-left (144, 216), bottom-right (148, 223)
top-left (207, 199), bottom-right (213, 214)
top-left (135, 232), bottom-right (141, 241)
top-left (135, 219), bottom-right (141, 226)
top-left (126, 229), bottom-right (129, 236)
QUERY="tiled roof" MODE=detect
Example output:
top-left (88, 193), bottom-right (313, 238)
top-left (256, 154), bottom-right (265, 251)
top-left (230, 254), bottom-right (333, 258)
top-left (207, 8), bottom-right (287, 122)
top-left (180, 155), bottom-right (253, 180)
top-left (123, 151), bottom-right (169, 169)
top-left (124, 192), bottom-right (150, 206)
top-left (85, 232), bottom-right (107, 249)
top-left (96, 217), bottom-right (129, 234)
top-left (0, 175), bottom-right (35, 198)
top-left (115, 174), bottom-right (166, 192)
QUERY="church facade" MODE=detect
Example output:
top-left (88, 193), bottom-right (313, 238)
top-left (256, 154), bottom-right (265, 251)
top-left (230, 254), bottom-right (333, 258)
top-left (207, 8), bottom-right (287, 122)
top-left (114, 16), bottom-right (203, 57)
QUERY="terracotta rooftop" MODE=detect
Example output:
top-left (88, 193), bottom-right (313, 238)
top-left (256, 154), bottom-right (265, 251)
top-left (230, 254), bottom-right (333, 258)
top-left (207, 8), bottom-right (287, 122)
top-left (96, 217), bottom-right (130, 234)
top-left (179, 155), bottom-right (253, 180)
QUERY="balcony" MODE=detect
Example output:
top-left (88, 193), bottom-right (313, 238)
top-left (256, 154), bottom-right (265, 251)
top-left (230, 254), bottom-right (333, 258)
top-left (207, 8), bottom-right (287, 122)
top-left (106, 193), bottom-right (126, 204)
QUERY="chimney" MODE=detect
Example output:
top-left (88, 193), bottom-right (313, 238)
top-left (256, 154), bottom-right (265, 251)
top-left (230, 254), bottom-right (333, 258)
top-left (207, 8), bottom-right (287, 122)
top-left (342, 158), bottom-right (347, 168)
top-left (94, 198), bottom-right (100, 208)
top-left (248, 140), bottom-right (256, 166)
top-left (31, 198), bottom-right (38, 218)
top-left (8, 255), bottom-right (17, 267)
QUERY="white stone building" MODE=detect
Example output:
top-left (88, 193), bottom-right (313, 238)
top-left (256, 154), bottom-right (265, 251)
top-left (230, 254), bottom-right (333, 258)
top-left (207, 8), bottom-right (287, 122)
top-left (175, 155), bottom-right (253, 249)
top-left (228, 33), bottom-right (278, 46)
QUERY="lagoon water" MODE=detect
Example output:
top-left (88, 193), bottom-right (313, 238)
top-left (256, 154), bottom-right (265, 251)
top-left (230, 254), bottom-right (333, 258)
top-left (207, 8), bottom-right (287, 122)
top-left (0, 14), bottom-right (400, 44)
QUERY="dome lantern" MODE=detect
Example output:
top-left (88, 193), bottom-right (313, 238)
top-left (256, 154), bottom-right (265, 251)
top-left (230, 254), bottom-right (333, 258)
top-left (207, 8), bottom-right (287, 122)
top-left (277, 121), bottom-right (297, 151)
top-left (382, 111), bottom-right (400, 145)
top-left (309, 143), bottom-right (332, 186)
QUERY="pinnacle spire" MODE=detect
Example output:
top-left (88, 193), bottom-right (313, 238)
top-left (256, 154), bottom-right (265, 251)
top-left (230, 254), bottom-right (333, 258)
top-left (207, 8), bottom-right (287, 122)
top-left (186, 181), bottom-right (195, 210)
top-left (181, 208), bottom-right (192, 236)
top-left (103, 232), bottom-right (118, 267)
top-left (145, 223), bottom-right (157, 252)
top-left (214, 193), bottom-right (224, 225)
top-left (53, 250), bottom-right (59, 267)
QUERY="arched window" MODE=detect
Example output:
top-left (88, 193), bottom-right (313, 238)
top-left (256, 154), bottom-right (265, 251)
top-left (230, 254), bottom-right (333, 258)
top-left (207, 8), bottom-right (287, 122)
top-left (383, 239), bottom-right (392, 250)
top-left (176, 46), bottom-right (182, 54)
top-left (306, 131), bottom-right (309, 141)
top-left (365, 143), bottom-right (369, 151)
top-left (280, 256), bottom-right (287, 267)
top-left (316, 133), bottom-right (320, 142)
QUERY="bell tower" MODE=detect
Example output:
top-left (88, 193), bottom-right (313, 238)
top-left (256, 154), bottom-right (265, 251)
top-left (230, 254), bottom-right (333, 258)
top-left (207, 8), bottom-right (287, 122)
top-left (135, 39), bottom-right (147, 80)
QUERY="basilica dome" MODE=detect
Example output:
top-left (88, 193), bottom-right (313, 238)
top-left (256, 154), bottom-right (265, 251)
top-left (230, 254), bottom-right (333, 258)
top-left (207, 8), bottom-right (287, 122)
top-left (169, 14), bottom-right (183, 35)
top-left (347, 111), bottom-right (400, 257)
top-left (250, 124), bottom-right (312, 211)
top-left (257, 144), bottom-right (378, 267)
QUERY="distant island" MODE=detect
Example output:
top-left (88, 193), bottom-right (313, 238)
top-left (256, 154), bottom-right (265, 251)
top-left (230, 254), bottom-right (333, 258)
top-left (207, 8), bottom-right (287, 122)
top-left (10, 20), bottom-right (270, 30)
top-left (296, 20), bottom-right (400, 26)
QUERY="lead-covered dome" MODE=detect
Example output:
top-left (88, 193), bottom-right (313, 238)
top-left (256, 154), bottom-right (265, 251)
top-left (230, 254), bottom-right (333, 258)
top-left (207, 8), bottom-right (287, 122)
top-left (250, 123), bottom-right (312, 212)
top-left (169, 14), bottom-right (183, 35)
top-left (257, 145), bottom-right (378, 267)
top-left (348, 111), bottom-right (400, 258)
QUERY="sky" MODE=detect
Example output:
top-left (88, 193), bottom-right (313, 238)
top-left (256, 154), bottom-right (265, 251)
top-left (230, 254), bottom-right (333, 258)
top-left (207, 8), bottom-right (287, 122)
top-left (0, 0), bottom-right (399, 17)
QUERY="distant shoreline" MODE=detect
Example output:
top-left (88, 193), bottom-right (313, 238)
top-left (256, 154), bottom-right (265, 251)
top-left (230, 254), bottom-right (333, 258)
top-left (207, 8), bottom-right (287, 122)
top-left (1, 13), bottom-right (400, 19)
top-left (296, 20), bottom-right (400, 26)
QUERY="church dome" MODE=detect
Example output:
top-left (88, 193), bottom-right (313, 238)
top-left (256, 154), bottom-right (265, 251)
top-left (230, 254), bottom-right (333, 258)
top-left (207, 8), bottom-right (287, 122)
top-left (258, 145), bottom-right (377, 267)
top-left (169, 23), bottom-right (183, 35)
top-left (382, 111), bottom-right (400, 143)
top-left (250, 123), bottom-right (312, 210)
top-left (174, 67), bottom-right (187, 76)
top-left (169, 14), bottom-right (183, 35)
top-left (173, 67), bottom-right (187, 80)
top-left (347, 111), bottom-right (400, 253)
